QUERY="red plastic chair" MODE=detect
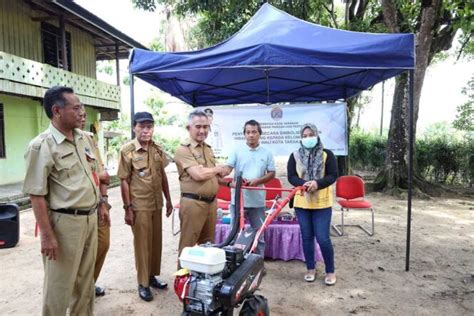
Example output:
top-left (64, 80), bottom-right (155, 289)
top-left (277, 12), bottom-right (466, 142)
top-left (216, 178), bottom-right (232, 210)
top-left (332, 176), bottom-right (374, 236)
top-left (264, 178), bottom-right (283, 209)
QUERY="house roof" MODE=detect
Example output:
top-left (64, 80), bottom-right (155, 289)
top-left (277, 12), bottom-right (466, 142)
top-left (26, 0), bottom-right (148, 60)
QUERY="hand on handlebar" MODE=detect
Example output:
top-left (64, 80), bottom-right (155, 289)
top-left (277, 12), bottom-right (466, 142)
top-left (247, 179), bottom-right (259, 186)
top-left (303, 180), bottom-right (318, 192)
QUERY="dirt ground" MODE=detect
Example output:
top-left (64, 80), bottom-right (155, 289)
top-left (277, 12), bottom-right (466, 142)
top-left (1, 164), bottom-right (473, 316)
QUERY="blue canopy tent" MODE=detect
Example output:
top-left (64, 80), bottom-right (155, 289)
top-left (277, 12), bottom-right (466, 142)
top-left (128, 3), bottom-right (416, 270)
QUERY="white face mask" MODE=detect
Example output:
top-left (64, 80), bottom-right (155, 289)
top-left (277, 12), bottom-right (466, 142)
top-left (301, 137), bottom-right (318, 149)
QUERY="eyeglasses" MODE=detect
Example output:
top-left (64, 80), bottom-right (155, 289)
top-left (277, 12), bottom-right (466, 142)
top-left (192, 124), bottom-right (210, 130)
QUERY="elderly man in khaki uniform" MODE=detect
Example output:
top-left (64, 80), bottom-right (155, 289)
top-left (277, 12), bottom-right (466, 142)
top-left (174, 110), bottom-right (228, 259)
top-left (117, 112), bottom-right (173, 302)
top-left (23, 86), bottom-right (109, 316)
top-left (79, 109), bottom-right (111, 297)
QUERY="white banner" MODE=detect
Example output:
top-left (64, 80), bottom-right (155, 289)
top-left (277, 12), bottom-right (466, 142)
top-left (198, 103), bottom-right (348, 157)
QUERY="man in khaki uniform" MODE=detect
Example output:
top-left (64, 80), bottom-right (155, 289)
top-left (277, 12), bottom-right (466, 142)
top-left (79, 109), bottom-right (111, 297)
top-left (23, 86), bottom-right (108, 316)
top-left (174, 110), bottom-right (228, 259)
top-left (117, 112), bottom-right (173, 302)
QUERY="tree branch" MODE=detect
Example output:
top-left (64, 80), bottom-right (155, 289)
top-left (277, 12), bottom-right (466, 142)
top-left (368, 9), bottom-right (385, 26)
top-left (322, 1), bottom-right (339, 28)
top-left (349, 0), bottom-right (357, 22)
top-left (356, 0), bottom-right (368, 20)
top-left (429, 24), bottom-right (457, 62)
top-left (456, 33), bottom-right (473, 61)
top-left (381, 0), bottom-right (400, 33)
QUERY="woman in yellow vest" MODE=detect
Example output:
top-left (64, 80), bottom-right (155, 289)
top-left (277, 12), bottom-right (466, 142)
top-left (287, 123), bottom-right (338, 285)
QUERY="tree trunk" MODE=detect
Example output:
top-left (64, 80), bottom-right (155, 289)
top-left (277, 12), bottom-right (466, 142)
top-left (338, 96), bottom-right (360, 176)
top-left (374, 73), bottom-right (410, 193)
top-left (337, 156), bottom-right (348, 177)
top-left (375, 0), bottom-right (445, 197)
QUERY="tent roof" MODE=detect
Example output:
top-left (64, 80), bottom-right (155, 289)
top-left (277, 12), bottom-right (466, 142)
top-left (129, 3), bottom-right (414, 106)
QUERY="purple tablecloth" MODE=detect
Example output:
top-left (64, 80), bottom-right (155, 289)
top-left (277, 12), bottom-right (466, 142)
top-left (215, 221), bottom-right (323, 262)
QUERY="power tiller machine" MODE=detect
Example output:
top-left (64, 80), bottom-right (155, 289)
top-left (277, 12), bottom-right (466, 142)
top-left (174, 176), bottom-right (304, 316)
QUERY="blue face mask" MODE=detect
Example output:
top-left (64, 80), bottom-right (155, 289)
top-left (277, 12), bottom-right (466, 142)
top-left (301, 137), bottom-right (318, 149)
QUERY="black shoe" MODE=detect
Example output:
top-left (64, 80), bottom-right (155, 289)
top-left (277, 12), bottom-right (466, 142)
top-left (138, 285), bottom-right (153, 302)
top-left (95, 286), bottom-right (105, 297)
top-left (149, 276), bottom-right (168, 289)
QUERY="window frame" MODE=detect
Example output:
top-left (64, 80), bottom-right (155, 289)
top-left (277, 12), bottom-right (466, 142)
top-left (0, 103), bottom-right (6, 159)
top-left (41, 22), bottom-right (72, 71)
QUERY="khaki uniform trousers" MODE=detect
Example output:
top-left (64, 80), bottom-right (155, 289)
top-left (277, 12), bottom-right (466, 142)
top-left (131, 210), bottom-right (163, 287)
top-left (178, 198), bottom-right (217, 256)
top-left (42, 211), bottom-right (97, 316)
top-left (94, 223), bottom-right (110, 281)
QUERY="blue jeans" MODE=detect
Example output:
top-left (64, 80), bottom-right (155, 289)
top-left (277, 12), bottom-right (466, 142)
top-left (229, 205), bottom-right (266, 256)
top-left (295, 207), bottom-right (335, 273)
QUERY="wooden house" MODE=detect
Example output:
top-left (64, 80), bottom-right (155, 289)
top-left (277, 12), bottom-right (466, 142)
top-left (0, 0), bottom-right (147, 184)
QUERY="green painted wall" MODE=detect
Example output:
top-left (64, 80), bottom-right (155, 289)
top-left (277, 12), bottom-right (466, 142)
top-left (83, 107), bottom-right (105, 164)
top-left (0, 94), bottom-right (100, 185)
top-left (0, 94), bottom-right (43, 184)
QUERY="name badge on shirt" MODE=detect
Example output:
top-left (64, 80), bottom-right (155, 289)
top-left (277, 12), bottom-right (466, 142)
top-left (85, 148), bottom-right (95, 162)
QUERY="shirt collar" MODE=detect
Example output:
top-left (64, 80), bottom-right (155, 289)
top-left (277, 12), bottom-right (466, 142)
top-left (133, 138), bottom-right (155, 151)
top-left (49, 124), bottom-right (82, 144)
top-left (188, 138), bottom-right (207, 148)
top-left (246, 143), bottom-right (261, 151)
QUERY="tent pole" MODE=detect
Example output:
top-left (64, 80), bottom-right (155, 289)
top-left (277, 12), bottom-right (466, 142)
top-left (265, 69), bottom-right (270, 105)
top-left (406, 69), bottom-right (414, 272)
top-left (130, 74), bottom-right (135, 139)
top-left (380, 81), bottom-right (384, 136)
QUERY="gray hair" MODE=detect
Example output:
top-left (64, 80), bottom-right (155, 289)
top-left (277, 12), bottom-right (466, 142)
top-left (187, 110), bottom-right (209, 126)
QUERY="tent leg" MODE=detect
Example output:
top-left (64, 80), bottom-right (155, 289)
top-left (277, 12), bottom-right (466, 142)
top-left (130, 74), bottom-right (135, 139)
top-left (380, 80), bottom-right (384, 136)
top-left (406, 69), bottom-right (414, 272)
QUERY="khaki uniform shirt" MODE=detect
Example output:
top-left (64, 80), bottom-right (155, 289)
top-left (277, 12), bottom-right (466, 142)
top-left (174, 138), bottom-right (218, 197)
top-left (22, 124), bottom-right (100, 210)
top-left (117, 139), bottom-right (168, 211)
top-left (84, 131), bottom-right (104, 173)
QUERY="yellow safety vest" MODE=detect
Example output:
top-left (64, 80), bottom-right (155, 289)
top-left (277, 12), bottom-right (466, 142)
top-left (293, 151), bottom-right (333, 209)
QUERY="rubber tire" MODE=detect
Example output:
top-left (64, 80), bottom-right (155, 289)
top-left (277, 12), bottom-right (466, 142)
top-left (239, 295), bottom-right (269, 316)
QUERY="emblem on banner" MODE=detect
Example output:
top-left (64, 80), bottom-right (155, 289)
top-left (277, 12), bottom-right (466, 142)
top-left (271, 107), bottom-right (283, 120)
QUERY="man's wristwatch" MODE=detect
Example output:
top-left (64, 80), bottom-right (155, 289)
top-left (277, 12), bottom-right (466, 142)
top-left (98, 197), bottom-right (107, 206)
top-left (123, 203), bottom-right (133, 210)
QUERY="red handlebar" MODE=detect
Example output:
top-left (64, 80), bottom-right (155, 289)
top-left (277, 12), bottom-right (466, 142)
top-left (240, 185), bottom-right (296, 193)
top-left (236, 185), bottom-right (305, 254)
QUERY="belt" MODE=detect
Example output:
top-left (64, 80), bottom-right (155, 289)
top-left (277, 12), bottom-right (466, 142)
top-left (51, 208), bottom-right (96, 216)
top-left (181, 193), bottom-right (216, 203)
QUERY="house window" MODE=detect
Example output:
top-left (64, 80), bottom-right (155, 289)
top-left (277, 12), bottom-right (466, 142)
top-left (0, 104), bottom-right (5, 158)
top-left (41, 22), bottom-right (72, 71)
